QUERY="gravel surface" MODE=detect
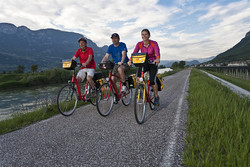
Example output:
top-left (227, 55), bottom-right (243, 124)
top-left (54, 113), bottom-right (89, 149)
top-left (0, 69), bottom-right (191, 167)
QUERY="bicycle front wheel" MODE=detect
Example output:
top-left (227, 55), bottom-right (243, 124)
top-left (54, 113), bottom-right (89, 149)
top-left (134, 84), bottom-right (146, 124)
top-left (96, 83), bottom-right (114, 117)
top-left (121, 81), bottom-right (133, 106)
top-left (57, 85), bottom-right (78, 116)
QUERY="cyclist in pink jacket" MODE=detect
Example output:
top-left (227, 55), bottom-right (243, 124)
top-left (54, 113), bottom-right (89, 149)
top-left (128, 29), bottom-right (161, 105)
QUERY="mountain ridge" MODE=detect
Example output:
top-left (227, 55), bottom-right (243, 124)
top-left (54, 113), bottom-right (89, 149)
top-left (210, 31), bottom-right (250, 63)
top-left (0, 23), bottom-right (108, 72)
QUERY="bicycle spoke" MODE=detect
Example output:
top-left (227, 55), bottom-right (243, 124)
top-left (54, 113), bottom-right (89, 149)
top-left (57, 85), bottom-right (78, 116)
top-left (96, 83), bottom-right (114, 117)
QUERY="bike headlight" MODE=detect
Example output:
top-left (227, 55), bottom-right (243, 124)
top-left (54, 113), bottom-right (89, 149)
top-left (139, 78), bottom-right (143, 82)
top-left (106, 77), bottom-right (109, 81)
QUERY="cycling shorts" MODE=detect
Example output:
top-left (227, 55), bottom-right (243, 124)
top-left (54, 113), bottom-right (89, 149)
top-left (77, 68), bottom-right (95, 81)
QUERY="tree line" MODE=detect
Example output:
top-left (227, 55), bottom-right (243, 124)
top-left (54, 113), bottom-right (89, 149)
top-left (2, 65), bottom-right (39, 74)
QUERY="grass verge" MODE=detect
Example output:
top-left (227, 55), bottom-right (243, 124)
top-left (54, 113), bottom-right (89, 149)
top-left (183, 69), bottom-right (250, 166)
top-left (205, 70), bottom-right (250, 92)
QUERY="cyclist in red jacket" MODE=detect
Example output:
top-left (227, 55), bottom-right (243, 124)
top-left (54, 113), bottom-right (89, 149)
top-left (72, 37), bottom-right (96, 96)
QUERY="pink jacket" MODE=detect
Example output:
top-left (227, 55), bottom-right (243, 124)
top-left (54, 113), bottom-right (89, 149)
top-left (132, 40), bottom-right (160, 61)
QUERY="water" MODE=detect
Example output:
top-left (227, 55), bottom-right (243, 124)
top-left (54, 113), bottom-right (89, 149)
top-left (158, 68), bottom-right (173, 74)
top-left (0, 84), bottom-right (64, 121)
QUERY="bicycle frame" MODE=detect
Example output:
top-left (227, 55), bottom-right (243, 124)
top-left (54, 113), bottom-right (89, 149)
top-left (106, 70), bottom-right (127, 100)
top-left (138, 67), bottom-right (154, 104)
top-left (71, 70), bottom-right (90, 101)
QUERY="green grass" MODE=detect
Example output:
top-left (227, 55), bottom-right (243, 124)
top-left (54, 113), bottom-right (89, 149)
top-left (0, 101), bottom-right (87, 135)
top-left (205, 70), bottom-right (250, 92)
top-left (160, 70), bottom-right (176, 77)
top-left (183, 69), bottom-right (250, 166)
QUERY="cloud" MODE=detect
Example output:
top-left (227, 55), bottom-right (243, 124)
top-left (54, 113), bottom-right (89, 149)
top-left (0, 0), bottom-right (249, 61)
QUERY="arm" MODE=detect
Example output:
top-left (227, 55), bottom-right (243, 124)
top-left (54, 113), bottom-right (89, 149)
top-left (101, 53), bottom-right (110, 63)
top-left (82, 55), bottom-right (93, 67)
top-left (118, 51), bottom-right (127, 65)
top-left (153, 41), bottom-right (160, 66)
top-left (72, 56), bottom-right (77, 60)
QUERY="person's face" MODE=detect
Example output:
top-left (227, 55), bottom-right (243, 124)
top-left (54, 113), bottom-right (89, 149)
top-left (79, 41), bottom-right (86, 49)
top-left (112, 37), bottom-right (119, 45)
top-left (141, 31), bottom-right (150, 41)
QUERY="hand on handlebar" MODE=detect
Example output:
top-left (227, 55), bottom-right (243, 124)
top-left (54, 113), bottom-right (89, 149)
top-left (153, 59), bottom-right (160, 66)
top-left (127, 61), bottom-right (132, 66)
top-left (82, 63), bottom-right (87, 67)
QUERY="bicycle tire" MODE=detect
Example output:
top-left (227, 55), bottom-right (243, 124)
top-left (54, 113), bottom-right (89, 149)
top-left (57, 84), bottom-right (78, 116)
top-left (134, 84), bottom-right (146, 124)
top-left (121, 81), bottom-right (132, 106)
top-left (89, 97), bottom-right (97, 106)
top-left (96, 83), bottom-right (114, 117)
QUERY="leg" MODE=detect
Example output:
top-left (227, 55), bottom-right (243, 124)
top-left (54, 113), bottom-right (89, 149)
top-left (149, 64), bottom-right (158, 98)
top-left (118, 66), bottom-right (126, 83)
top-left (76, 69), bottom-right (86, 94)
top-left (86, 69), bottom-right (96, 89)
top-left (87, 75), bottom-right (95, 89)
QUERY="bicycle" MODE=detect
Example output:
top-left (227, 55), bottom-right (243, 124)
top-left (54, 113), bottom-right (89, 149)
top-left (57, 59), bottom-right (103, 116)
top-left (131, 53), bottom-right (156, 124)
top-left (96, 61), bottom-right (133, 117)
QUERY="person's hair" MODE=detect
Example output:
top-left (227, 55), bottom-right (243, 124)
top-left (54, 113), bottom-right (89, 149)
top-left (78, 37), bottom-right (87, 43)
top-left (141, 29), bottom-right (150, 37)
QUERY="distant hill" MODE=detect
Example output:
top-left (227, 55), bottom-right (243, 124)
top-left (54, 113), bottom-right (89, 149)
top-left (159, 60), bottom-right (201, 67)
top-left (0, 23), bottom-right (108, 72)
top-left (210, 31), bottom-right (250, 63)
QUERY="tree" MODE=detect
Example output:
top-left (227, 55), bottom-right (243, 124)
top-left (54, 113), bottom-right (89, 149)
top-left (31, 65), bottom-right (38, 73)
top-left (15, 65), bottom-right (25, 73)
top-left (158, 65), bottom-right (166, 69)
top-left (179, 61), bottom-right (186, 68)
top-left (171, 62), bottom-right (179, 68)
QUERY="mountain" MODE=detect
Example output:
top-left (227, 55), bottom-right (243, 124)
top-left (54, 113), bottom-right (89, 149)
top-left (210, 31), bottom-right (250, 63)
top-left (159, 60), bottom-right (201, 67)
top-left (0, 23), bottom-right (108, 72)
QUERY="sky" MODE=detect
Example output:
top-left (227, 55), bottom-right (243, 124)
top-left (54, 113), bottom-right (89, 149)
top-left (0, 0), bottom-right (249, 61)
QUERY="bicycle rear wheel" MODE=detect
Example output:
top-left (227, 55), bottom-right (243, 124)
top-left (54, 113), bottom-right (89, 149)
top-left (134, 84), bottom-right (146, 124)
top-left (121, 81), bottom-right (132, 106)
top-left (57, 84), bottom-right (78, 116)
top-left (96, 83), bottom-right (114, 117)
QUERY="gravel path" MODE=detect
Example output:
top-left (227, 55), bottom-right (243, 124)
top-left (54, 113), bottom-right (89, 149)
top-left (0, 69), bottom-right (191, 167)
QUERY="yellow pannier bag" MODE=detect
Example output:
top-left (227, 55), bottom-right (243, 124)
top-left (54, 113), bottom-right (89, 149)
top-left (128, 74), bottom-right (137, 88)
top-left (96, 78), bottom-right (105, 89)
top-left (156, 73), bottom-right (164, 91)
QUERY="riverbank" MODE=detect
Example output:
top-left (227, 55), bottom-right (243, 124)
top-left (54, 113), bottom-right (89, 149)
top-left (0, 68), bottom-right (73, 90)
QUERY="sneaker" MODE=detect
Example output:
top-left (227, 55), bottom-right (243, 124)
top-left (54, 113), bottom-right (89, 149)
top-left (85, 94), bottom-right (90, 100)
top-left (121, 85), bottom-right (127, 94)
top-left (154, 96), bottom-right (160, 106)
top-left (90, 88), bottom-right (96, 97)
top-left (114, 94), bottom-right (119, 104)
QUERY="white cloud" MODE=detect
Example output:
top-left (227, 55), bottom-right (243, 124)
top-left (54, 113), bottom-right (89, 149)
top-left (0, 0), bottom-right (249, 61)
